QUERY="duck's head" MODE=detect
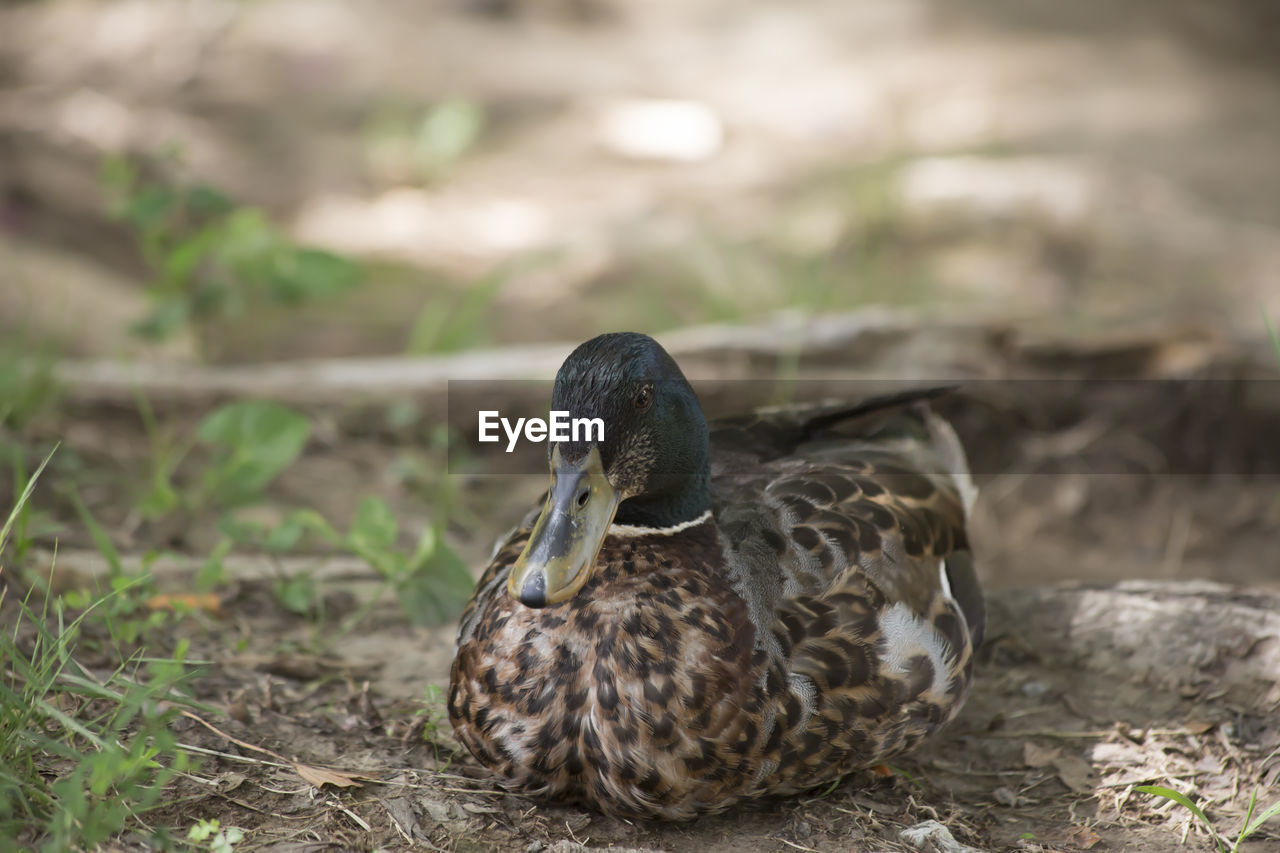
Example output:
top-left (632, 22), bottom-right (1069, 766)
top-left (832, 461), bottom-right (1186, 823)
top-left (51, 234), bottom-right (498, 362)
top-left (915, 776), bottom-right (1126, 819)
top-left (507, 332), bottom-right (710, 608)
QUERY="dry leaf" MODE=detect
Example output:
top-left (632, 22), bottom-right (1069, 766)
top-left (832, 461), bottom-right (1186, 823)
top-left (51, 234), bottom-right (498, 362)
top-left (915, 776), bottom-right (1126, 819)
top-left (1052, 755), bottom-right (1096, 793)
top-left (419, 796), bottom-right (455, 824)
top-left (1065, 824), bottom-right (1102, 849)
top-left (293, 763), bottom-right (364, 789)
top-left (214, 772), bottom-right (247, 794)
top-left (460, 802), bottom-right (501, 814)
top-left (1023, 742), bottom-right (1062, 768)
top-left (146, 592), bottom-right (223, 617)
top-left (899, 820), bottom-right (986, 853)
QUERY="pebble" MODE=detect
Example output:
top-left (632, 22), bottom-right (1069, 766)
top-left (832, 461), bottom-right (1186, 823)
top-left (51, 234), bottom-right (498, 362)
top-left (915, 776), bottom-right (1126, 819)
top-left (1019, 679), bottom-right (1049, 698)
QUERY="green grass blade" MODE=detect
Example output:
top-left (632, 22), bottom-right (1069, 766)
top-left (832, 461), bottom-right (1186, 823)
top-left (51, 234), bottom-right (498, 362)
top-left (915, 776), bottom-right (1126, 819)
top-left (0, 445), bottom-right (57, 558)
top-left (33, 699), bottom-right (108, 750)
top-left (1232, 788), bottom-right (1258, 853)
top-left (1265, 311), bottom-right (1280, 364)
top-left (1135, 785), bottom-right (1223, 850)
top-left (68, 491), bottom-right (123, 577)
top-left (1241, 798), bottom-right (1280, 838)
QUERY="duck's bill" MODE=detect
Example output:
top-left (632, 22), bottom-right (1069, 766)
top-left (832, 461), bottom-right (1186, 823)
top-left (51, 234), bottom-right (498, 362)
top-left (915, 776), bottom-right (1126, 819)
top-left (507, 445), bottom-right (620, 608)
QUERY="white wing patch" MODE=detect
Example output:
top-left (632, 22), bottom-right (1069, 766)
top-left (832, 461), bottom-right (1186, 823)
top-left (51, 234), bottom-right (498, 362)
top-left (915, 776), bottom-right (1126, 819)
top-left (880, 602), bottom-right (953, 698)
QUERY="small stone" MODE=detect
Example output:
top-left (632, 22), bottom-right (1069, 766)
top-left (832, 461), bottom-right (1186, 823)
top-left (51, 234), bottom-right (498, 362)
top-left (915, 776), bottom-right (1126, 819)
top-left (1019, 680), bottom-right (1048, 698)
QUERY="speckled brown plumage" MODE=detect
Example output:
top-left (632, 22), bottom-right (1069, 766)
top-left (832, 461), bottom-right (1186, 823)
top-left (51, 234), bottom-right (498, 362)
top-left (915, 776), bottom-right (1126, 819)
top-left (448, 340), bottom-right (983, 820)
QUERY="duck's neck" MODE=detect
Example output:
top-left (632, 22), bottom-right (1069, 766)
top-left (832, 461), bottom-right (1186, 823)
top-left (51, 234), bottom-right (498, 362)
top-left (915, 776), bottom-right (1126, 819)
top-left (613, 468), bottom-right (710, 529)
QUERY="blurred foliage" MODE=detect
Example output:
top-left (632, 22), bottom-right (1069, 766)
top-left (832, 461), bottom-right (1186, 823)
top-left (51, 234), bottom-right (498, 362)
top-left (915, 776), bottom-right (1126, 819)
top-left (100, 155), bottom-right (363, 349)
top-left (364, 97), bottom-right (486, 184)
top-left (220, 496), bottom-right (473, 628)
top-left (66, 493), bottom-right (173, 647)
top-left (406, 266), bottom-right (509, 354)
top-left (605, 159), bottom-right (939, 334)
top-left (0, 342), bottom-right (60, 433)
top-left (1266, 311), bottom-right (1280, 364)
top-left (122, 396), bottom-right (470, 628)
top-left (135, 398), bottom-right (311, 523)
top-left (187, 819), bottom-right (245, 853)
top-left (193, 401), bottom-right (311, 509)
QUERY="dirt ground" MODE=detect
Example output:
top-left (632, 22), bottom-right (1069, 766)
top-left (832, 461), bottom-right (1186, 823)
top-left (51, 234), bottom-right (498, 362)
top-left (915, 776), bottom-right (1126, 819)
top-left (19, 578), bottom-right (1262, 853)
top-left (8, 332), bottom-right (1279, 852)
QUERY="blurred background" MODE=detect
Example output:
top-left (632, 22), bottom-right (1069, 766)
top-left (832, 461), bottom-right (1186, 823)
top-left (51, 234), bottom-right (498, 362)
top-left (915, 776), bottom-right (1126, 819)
top-left (4, 0), bottom-right (1280, 360)
top-left (2, 0), bottom-right (1279, 597)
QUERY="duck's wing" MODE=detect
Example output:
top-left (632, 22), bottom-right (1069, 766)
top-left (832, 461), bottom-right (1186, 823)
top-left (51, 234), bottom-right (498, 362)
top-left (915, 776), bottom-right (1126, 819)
top-left (709, 390), bottom-right (984, 650)
top-left (707, 386), bottom-right (956, 464)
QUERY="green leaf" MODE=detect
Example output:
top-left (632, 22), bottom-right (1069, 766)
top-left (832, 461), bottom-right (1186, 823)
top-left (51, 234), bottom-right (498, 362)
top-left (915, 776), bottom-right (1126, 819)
top-left (273, 575), bottom-right (319, 616)
top-left (398, 534), bottom-right (474, 626)
top-left (347, 497), bottom-right (399, 553)
top-left (1135, 785), bottom-right (1222, 850)
top-left (0, 342), bottom-right (60, 429)
top-left (283, 508), bottom-right (345, 546)
top-left (1241, 797), bottom-right (1280, 840)
top-left (100, 155), bottom-right (137, 201)
top-left (217, 208), bottom-right (278, 271)
top-left (406, 269), bottom-right (506, 354)
top-left (130, 297), bottom-right (191, 341)
top-left (163, 226), bottom-right (221, 288)
top-left (188, 820), bottom-right (217, 842)
top-left (267, 248), bottom-right (362, 303)
top-left (184, 185), bottom-right (234, 217)
top-left (263, 516), bottom-right (304, 551)
top-left (124, 186), bottom-right (176, 232)
top-left (214, 827), bottom-right (244, 853)
top-left (197, 539), bottom-right (232, 590)
top-left (415, 98), bottom-right (484, 174)
top-left (218, 514), bottom-right (267, 546)
top-left (196, 401), bottom-right (311, 507)
top-left (136, 477), bottom-right (180, 520)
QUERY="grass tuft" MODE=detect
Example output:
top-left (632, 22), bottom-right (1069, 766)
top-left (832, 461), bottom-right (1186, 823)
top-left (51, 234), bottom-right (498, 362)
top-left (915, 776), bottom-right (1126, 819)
top-left (1136, 784), bottom-right (1280, 853)
top-left (1, 449), bottom-right (199, 851)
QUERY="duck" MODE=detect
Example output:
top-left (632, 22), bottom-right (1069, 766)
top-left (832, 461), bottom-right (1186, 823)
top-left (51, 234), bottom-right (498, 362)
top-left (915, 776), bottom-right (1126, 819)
top-left (448, 332), bottom-right (984, 819)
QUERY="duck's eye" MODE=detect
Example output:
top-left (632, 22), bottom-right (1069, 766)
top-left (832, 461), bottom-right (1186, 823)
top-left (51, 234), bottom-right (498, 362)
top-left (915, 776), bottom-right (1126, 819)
top-left (634, 384), bottom-right (653, 410)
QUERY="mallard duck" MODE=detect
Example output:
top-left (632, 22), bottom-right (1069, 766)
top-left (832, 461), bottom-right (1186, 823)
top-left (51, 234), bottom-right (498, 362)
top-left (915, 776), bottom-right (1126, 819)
top-left (448, 332), bottom-right (984, 819)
